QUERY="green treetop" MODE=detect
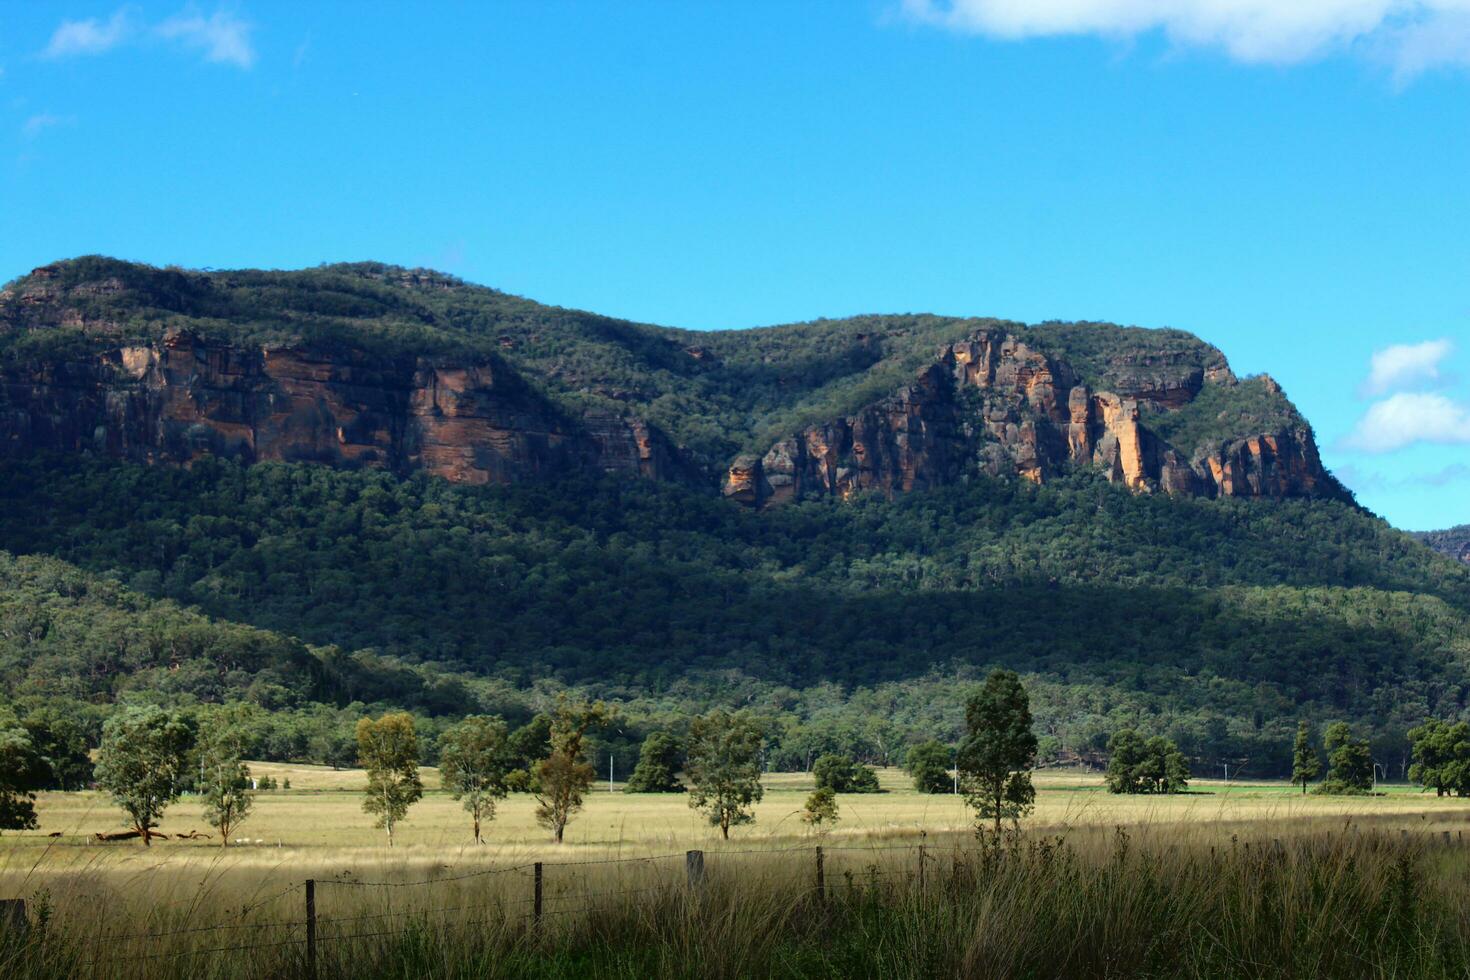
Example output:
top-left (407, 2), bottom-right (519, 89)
top-left (1291, 721), bottom-right (1322, 795)
top-left (94, 705), bottom-right (196, 846)
top-left (957, 670), bottom-right (1038, 835)
top-left (357, 712), bottom-right (423, 846)
top-left (686, 710), bottom-right (765, 839)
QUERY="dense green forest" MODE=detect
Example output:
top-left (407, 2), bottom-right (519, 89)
top-left (0, 453), bottom-right (1465, 777)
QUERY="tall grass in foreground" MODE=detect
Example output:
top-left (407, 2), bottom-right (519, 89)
top-left (2, 823), bottom-right (1468, 978)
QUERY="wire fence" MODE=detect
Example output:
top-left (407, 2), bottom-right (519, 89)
top-left (4, 842), bottom-right (932, 973)
top-left (8, 827), bottom-right (1467, 975)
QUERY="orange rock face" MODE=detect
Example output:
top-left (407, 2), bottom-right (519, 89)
top-left (0, 330), bottom-right (690, 486)
top-left (727, 364), bottom-right (963, 505)
top-left (0, 319), bottom-right (1335, 507)
top-left (1194, 430), bottom-right (1328, 499)
top-left (722, 327), bottom-right (1332, 507)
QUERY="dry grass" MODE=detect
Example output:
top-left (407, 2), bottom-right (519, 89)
top-left (2, 768), bottom-right (1469, 978)
top-left (10, 766), bottom-right (1466, 854)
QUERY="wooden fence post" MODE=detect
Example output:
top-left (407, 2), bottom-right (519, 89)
top-left (0, 899), bottom-right (26, 941)
top-left (815, 846), bottom-right (825, 905)
top-left (918, 841), bottom-right (926, 895)
top-left (533, 862), bottom-right (544, 931)
top-left (304, 880), bottom-right (316, 980)
top-left (686, 850), bottom-right (705, 895)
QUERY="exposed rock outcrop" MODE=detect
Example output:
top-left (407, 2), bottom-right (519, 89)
top-left (1417, 525), bottom-right (1470, 566)
top-left (723, 327), bottom-right (1338, 507)
top-left (0, 259), bottom-right (1344, 507)
top-left (1193, 430), bottom-right (1331, 499)
top-left (0, 329), bottom-right (692, 486)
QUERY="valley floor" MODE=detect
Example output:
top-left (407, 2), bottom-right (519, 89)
top-left (3, 768), bottom-right (1469, 979)
top-left (6, 766), bottom-right (1469, 854)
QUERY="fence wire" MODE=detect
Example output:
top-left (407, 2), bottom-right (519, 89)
top-left (36, 831), bottom-right (1418, 972)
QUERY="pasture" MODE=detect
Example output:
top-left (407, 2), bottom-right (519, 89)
top-left (3, 768), bottom-right (1470, 978)
top-left (7, 765), bottom-right (1467, 855)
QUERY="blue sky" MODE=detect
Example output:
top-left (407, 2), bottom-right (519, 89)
top-left (1, 1), bottom-right (1466, 530)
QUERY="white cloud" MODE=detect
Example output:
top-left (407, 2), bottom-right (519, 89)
top-left (1360, 338), bottom-right (1454, 396)
top-left (1424, 462), bottom-right (1470, 486)
top-left (39, 6), bottom-right (256, 69)
top-left (42, 8), bottom-right (133, 59)
top-left (1335, 460), bottom-right (1470, 490)
top-left (1342, 392), bottom-right (1470, 452)
top-left (900, 0), bottom-right (1470, 75)
top-left (1382, 10), bottom-right (1470, 78)
top-left (157, 9), bottom-right (256, 69)
top-left (20, 113), bottom-right (66, 139)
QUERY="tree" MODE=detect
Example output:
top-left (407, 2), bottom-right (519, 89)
top-left (198, 706), bottom-right (255, 846)
top-left (813, 753), bottom-right (881, 793)
top-left (1408, 719), bottom-right (1470, 797)
top-left (1105, 729), bottom-right (1147, 794)
top-left (906, 739), bottom-right (954, 794)
top-left (801, 787), bottom-right (839, 830)
top-left (686, 709), bottom-right (765, 839)
top-left (624, 731), bottom-right (685, 793)
top-left (308, 726), bottom-right (358, 770)
top-left (1291, 721), bottom-right (1322, 795)
top-left (439, 715), bottom-right (512, 843)
top-left (1105, 731), bottom-right (1189, 794)
top-left (20, 704), bottom-right (97, 790)
top-left (1317, 722), bottom-right (1374, 795)
top-left (0, 721), bottom-right (45, 833)
top-left (533, 698), bottom-right (611, 843)
top-left (506, 713), bottom-right (553, 790)
top-left (94, 705), bottom-right (196, 846)
top-left (357, 713), bottom-right (423, 846)
top-left (957, 670), bottom-right (1037, 834)
top-left (1141, 736), bottom-right (1190, 793)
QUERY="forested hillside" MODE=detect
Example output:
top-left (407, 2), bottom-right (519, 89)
top-left (0, 257), bottom-right (1463, 778)
top-left (1, 451), bottom-right (1465, 775)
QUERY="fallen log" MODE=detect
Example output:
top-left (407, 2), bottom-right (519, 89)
top-left (93, 830), bottom-right (171, 842)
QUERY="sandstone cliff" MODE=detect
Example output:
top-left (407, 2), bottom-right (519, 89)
top-left (0, 257), bottom-right (1345, 506)
top-left (0, 328), bottom-right (692, 486)
top-left (723, 327), bottom-right (1339, 507)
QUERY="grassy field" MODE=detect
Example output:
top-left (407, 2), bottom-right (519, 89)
top-left (11, 765), bottom-right (1470, 853)
top-left (3, 767), bottom-right (1470, 978)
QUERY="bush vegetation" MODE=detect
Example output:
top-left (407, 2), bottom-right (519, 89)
top-left (1, 451), bottom-right (1465, 776)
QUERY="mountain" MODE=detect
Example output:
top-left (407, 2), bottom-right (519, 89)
top-left (1, 256), bottom-right (1465, 775)
top-left (1418, 525), bottom-right (1470, 565)
top-left (0, 256), bottom-right (1345, 505)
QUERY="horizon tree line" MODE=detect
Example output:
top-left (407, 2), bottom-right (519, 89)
top-left (5, 682), bottom-right (1470, 843)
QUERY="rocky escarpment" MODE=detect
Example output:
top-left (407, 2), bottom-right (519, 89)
top-left (1417, 526), bottom-right (1470, 566)
top-left (0, 329), bottom-right (693, 486)
top-left (0, 258), bottom-right (1347, 506)
top-left (724, 328), bottom-right (1338, 507)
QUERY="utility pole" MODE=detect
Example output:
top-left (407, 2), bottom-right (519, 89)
top-left (609, 750), bottom-right (614, 792)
